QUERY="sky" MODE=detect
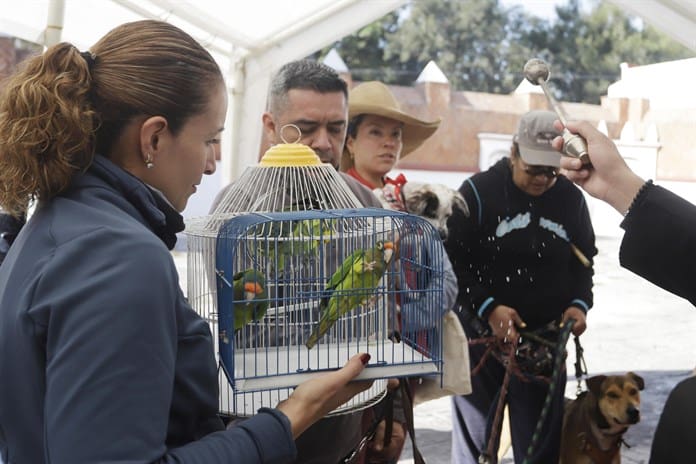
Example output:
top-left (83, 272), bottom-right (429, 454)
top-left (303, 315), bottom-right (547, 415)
top-left (500, 0), bottom-right (588, 20)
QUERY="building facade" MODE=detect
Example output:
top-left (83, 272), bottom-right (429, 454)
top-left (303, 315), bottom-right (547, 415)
top-left (332, 55), bottom-right (696, 184)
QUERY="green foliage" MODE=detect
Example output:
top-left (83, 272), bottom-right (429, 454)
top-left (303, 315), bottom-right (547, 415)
top-left (542, 0), bottom-right (692, 102)
top-left (311, 0), bottom-right (692, 103)
top-left (310, 11), bottom-right (403, 82)
top-left (385, 0), bottom-right (521, 91)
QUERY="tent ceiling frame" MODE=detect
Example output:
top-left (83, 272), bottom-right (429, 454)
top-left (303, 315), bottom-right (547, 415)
top-left (606, 0), bottom-right (696, 51)
top-left (222, 0), bottom-right (407, 184)
top-left (112, 0), bottom-right (234, 55)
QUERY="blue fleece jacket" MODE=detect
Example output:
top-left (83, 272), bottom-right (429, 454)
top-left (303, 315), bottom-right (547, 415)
top-left (0, 156), bottom-right (296, 463)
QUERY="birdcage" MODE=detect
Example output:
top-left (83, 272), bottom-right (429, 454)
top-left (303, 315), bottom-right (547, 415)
top-left (185, 137), bottom-right (444, 416)
top-left (211, 208), bottom-right (444, 415)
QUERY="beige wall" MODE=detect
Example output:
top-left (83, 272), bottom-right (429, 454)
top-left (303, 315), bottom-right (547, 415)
top-left (353, 78), bottom-right (695, 181)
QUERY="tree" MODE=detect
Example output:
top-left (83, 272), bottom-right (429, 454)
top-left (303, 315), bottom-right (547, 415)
top-left (314, 0), bottom-right (534, 91)
top-left (310, 11), bottom-right (403, 82)
top-left (384, 0), bottom-right (528, 92)
top-left (526, 0), bottom-right (692, 103)
top-left (312, 0), bottom-right (692, 103)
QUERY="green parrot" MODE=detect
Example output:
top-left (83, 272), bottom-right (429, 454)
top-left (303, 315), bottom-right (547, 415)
top-left (305, 240), bottom-right (395, 349)
top-left (291, 218), bottom-right (326, 256)
top-left (265, 218), bottom-right (326, 276)
top-left (232, 269), bottom-right (269, 332)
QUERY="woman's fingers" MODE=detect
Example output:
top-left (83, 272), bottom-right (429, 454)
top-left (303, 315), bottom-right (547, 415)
top-left (278, 352), bottom-right (374, 438)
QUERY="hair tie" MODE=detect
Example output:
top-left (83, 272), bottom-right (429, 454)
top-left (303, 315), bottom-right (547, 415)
top-left (80, 51), bottom-right (96, 72)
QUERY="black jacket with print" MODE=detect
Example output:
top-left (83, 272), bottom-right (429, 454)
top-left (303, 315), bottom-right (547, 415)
top-left (445, 158), bottom-right (597, 330)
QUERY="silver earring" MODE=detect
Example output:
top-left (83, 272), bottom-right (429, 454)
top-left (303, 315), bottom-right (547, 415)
top-left (145, 154), bottom-right (154, 169)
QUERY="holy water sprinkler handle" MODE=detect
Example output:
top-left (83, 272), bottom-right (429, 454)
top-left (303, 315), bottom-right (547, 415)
top-left (523, 59), bottom-right (591, 165)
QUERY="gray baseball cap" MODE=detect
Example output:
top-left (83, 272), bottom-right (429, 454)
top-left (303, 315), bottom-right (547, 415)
top-left (514, 110), bottom-right (562, 167)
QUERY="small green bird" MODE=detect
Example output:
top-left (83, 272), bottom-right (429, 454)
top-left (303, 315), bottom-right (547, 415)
top-left (232, 269), bottom-right (269, 332)
top-left (293, 217), bottom-right (328, 256)
top-left (266, 218), bottom-right (326, 276)
top-left (305, 240), bottom-right (394, 349)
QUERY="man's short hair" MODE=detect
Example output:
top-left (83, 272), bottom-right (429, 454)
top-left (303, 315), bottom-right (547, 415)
top-left (268, 60), bottom-right (348, 113)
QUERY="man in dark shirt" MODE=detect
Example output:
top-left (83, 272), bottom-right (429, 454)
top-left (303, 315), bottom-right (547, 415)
top-left (212, 60), bottom-right (405, 464)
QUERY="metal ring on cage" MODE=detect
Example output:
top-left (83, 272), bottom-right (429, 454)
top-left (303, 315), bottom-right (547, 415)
top-left (279, 123), bottom-right (302, 144)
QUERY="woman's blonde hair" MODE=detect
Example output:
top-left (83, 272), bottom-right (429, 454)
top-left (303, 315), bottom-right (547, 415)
top-left (0, 20), bottom-right (222, 217)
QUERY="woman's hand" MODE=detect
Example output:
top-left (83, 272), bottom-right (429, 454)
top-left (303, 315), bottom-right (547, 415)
top-left (561, 306), bottom-right (587, 336)
top-left (276, 353), bottom-right (373, 438)
top-left (487, 305), bottom-right (526, 343)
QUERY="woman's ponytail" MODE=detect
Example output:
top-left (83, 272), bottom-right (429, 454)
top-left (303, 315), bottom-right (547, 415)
top-left (0, 43), bottom-right (96, 217)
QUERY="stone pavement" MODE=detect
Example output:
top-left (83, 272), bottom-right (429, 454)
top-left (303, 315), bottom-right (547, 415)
top-left (399, 234), bottom-right (696, 463)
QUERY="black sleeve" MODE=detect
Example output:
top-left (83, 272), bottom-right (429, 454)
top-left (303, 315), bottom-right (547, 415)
top-left (620, 183), bottom-right (696, 306)
top-left (649, 376), bottom-right (696, 464)
top-left (444, 180), bottom-right (499, 321)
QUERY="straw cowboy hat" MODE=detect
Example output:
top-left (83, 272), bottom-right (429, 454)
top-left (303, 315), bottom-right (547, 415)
top-left (341, 81), bottom-right (440, 171)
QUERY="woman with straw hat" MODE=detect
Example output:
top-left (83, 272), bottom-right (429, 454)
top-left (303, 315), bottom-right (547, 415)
top-left (341, 81), bottom-right (440, 195)
top-left (342, 82), bottom-right (461, 464)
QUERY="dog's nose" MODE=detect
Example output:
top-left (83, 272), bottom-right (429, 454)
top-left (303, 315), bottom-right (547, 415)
top-left (627, 406), bottom-right (640, 424)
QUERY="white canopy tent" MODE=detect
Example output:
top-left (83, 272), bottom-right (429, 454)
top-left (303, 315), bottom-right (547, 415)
top-left (0, 0), bottom-right (406, 188)
top-left (0, 0), bottom-right (693, 217)
top-left (607, 0), bottom-right (696, 52)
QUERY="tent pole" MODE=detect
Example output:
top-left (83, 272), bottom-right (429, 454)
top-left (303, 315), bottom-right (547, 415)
top-left (223, 53), bottom-right (247, 185)
top-left (44, 0), bottom-right (66, 47)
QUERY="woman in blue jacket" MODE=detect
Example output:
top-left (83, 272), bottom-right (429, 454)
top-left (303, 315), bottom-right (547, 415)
top-left (0, 20), bottom-right (370, 464)
top-left (559, 120), bottom-right (696, 464)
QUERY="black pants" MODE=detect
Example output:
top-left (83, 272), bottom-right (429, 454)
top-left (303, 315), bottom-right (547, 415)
top-left (451, 322), bottom-right (565, 464)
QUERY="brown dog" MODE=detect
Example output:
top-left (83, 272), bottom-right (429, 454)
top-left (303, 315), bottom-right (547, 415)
top-left (560, 372), bottom-right (644, 464)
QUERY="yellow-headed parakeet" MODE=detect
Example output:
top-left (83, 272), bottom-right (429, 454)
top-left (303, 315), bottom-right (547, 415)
top-left (305, 240), bottom-right (394, 349)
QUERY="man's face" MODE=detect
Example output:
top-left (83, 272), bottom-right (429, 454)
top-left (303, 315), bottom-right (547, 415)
top-left (264, 89), bottom-right (347, 167)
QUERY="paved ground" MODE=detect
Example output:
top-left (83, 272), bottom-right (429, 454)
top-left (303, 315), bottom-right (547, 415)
top-left (399, 234), bottom-right (695, 463)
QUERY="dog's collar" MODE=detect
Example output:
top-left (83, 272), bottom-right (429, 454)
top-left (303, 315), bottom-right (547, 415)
top-left (578, 421), bottom-right (630, 464)
top-left (599, 426), bottom-right (629, 437)
top-left (579, 431), bottom-right (624, 463)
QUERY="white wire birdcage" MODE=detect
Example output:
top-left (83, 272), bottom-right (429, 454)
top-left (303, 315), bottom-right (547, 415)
top-left (217, 209), bottom-right (444, 415)
top-left (185, 140), bottom-right (444, 417)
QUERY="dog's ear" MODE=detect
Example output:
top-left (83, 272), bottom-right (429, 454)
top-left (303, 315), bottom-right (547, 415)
top-left (586, 375), bottom-right (607, 396)
top-left (405, 190), bottom-right (439, 218)
top-left (452, 192), bottom-right (470, 217)
top-left (627, 371), bottom-right (645, 390)
top-left (422, 192), bottom-right (440, 218)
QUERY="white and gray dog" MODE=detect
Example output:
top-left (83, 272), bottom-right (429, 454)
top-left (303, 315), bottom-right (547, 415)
top-left (374, 181), bottom-right (469, 240)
